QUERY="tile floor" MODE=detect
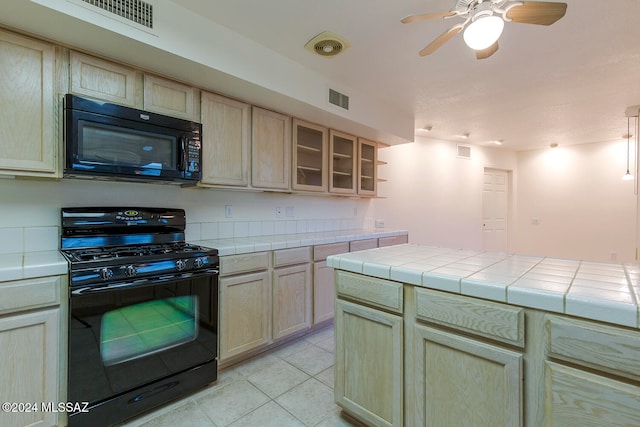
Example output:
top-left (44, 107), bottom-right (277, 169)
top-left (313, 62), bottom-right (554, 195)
top-left (121, 326), bottom-right (363, 427)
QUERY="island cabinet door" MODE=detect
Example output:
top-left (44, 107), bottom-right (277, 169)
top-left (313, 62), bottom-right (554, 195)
top-left (413, 325), bottom-right (522, 427)
top-left (335, 299), bottom-right (403, 427)
top-left (544, 361), bottom-right (640, 427)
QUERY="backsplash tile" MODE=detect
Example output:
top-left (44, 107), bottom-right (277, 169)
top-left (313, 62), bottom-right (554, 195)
top-left (0, 228), bottom-right (24, 254)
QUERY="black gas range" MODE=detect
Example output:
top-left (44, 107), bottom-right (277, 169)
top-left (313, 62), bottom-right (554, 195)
top-left (61, 207), bottom-right (218, 291)
top-left (61, 207), bottom-right (219, 427)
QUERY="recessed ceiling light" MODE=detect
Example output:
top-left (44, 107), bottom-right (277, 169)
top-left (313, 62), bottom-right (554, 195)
top-left (458, 132), bottom-right (470, 139)
top-left (550, 143), bottom-right (559, 148)
top-left (493, 140), bottom-right (503, 145)
top-left (415, 126), bottom-right (433, 133)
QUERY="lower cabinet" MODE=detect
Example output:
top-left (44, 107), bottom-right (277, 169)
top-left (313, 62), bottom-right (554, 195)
top-left (543, 314), bottom-right (640, 426)
top-left (218, 271), bottom-right (271, 362)
top-left (545, 361), bottom-right (640, 426)
top-left (335, 299), bottom-right (403, 427)
top-left (0, 275), bottom-right (65, 427)
top-left (413, 325), bottom-right (522, 427)
top-left (272, 263), bottom-right (312, 340)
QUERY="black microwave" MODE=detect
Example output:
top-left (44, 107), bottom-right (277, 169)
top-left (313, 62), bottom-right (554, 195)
top-left (64, 94), bottom-right (202, 183)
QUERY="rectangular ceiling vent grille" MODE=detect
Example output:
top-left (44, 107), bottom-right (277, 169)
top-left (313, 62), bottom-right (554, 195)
top-left (80, 0), bottom-right (154, 28)
top-left (457, 144), bottom-right (471, 159)
top-left (329, 88), bottom-right (349, 110)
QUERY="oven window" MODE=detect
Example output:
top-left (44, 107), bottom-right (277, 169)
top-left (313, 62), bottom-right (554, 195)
top-left (79, 121), bottom-right (177, 170)
top-left (100, 295), bottom-right (198, 366)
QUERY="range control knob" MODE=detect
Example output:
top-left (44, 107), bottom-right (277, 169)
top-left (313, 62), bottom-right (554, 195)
top-left (193, 257), bottom-right (207, 268)
top-left (124, 265), bottom-right (137, 277)
top-left (100, 268), bottom-right (114, 280)
top-left (175, 259), bottom-right (188, 271)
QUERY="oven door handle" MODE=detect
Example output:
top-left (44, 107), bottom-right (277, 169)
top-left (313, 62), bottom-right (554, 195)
top-left (70, 268), bottom-right (219, 296)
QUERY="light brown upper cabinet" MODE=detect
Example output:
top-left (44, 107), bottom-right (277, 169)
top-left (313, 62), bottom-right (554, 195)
top-left (69, 51), bottom-right (139, 107)
top-left (143, 74), bottom-right (197, 121)
top-left (358, 138), bottom-right (377, 196)
top-left (329, 130), bottom-right (357, 195)
top-left (0, 30), bottom-right (57, 177)
top-left (200, 91), bottom-right (250, 186)
top-left (292, 119), bottom-right (328, 192)
top-left (252, 107), bottom-right (291, 190)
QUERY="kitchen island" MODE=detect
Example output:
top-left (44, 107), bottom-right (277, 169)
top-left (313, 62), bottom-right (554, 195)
top-left (328, 244), bottom-right (640, 427)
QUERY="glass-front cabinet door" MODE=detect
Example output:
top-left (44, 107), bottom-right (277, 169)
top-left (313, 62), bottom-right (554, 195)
top-left (293, 119), bottom-right (328, 192)
top-left (358, 138), bottom-right (377, 196)
top-left (329, 130), bottom-right (357, 194)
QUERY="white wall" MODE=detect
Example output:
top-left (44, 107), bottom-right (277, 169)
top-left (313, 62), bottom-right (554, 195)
top-left (515, 140), bottom-right (636, 262)
top-left (372, 136), bottom-right (637, 263)
top-left (372, 136), bottom-right (517, 251)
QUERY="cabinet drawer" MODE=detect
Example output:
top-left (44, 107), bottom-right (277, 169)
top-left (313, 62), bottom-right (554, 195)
top-left (547, 315), bottom-right (640, 381)
top-left (349, 238), bottom-right (378, 252)
top-left (378, 235), bottom-right (408, 247)
top-left (220, 252), bottom-right (269, 276)
top-left (336, 270), bottom-right (403, 314)
top-left (0, 276), bottom-right (62, 315)
top-left (273, 247), bottom-right (311, 268)
top-left (415, 288), bottom-right (524, 347)
top-left (313, 242), bottom-right (349, 261)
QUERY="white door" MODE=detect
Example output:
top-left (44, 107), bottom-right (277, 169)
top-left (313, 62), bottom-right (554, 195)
top-left (483, 169), bottom-right (509, 252)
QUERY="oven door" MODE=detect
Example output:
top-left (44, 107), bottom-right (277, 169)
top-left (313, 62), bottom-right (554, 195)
top-left (68, 273), bottom-right (217, 425)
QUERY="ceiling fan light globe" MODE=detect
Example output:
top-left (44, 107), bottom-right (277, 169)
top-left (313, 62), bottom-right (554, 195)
top-left (463, 15), bottom-right (504, 50)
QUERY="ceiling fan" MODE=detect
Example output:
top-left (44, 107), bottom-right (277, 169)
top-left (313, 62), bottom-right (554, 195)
top-left (401, 0), bottom-right (567, 59)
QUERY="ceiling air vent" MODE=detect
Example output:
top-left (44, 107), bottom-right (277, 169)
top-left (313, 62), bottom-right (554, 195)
top-left (329, 88), bottom-right (349, 110)
top-left (305, 31), bottom-right (351, 57)
top-left (80, 0), bottom-right (154, 28)
top-left (457, 144), bottom-right (471, 159)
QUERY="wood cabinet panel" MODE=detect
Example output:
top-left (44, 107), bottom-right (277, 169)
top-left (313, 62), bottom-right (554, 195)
top-left (313, 261), bottom-right (334, 324)
top-left (329, 130), bottom-right (357, 194)
top-left (143, 74), bottom-right (196, 120)
top-left (0, 30), bottom-right (57, 175)
top-left (414, 325), bottom-right (522, 427)
top-left (313, 242), bottom-right (349, 261)
top-left (219, 252), bottom-right (269, 277)
top-left (0, 309), bottom-right (60, 427)
top-left (0, 276), bottom-right (61, 316)
top-left (70, 51), bottom-right (138, 106)
top-left (335, 299), bottom-right (403, 427)
top-left (545, 361), bottom-right (640, 427)
top-left (252, 107), bottom-right (291, 190)
top-left (547, 314), bottom-right (640, 381)
top-left (349, 238), bottom-right (378, 252)
top-left (292, 119), bottom-right (328, 192)
top-left (378, 235), bottom-right (408, 248)
top-left (200, 91), bottom-right (250, 186)
top-left (273, 246), bottom-right (311, 268)
top-left (415, 287), bottom-right (525, 347)
top-left (218, 272), bottom-right (271, 361)
top-left (335, 271), bottom-right (403, 314)
top-left (358, 138), bottom-right (377, 196)
top-left (272, 264), bottom-right (312, 340)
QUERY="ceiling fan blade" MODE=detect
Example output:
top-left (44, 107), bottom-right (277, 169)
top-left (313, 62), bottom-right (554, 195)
top-left (419, 24), bottom-right (464, 56)
top-left (401, 11), bottom-right (456, 24)
top-left (505, 1), bottom-right (567, 25)
top-left (476, 42), bottom-right (499, 60)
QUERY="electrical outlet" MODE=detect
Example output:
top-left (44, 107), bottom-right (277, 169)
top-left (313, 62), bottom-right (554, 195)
top-left (375, 219), bottom-right (384, 228)
top-left (225, 205), bottom-right (232, 218)
top-left (286, 206), bottom-right (295, 218)
top-left (275, 207), bottom-right (283, 218)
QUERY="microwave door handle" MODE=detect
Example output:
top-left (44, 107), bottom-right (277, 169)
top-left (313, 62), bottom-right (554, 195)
top-left (177, 136), bottom-right (186, 172)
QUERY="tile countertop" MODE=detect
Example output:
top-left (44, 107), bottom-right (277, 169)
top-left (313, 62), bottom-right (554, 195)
top-left (0, 250), bottom-right (68, 282)
top-left (0, 229), bottom-right (408, 282)
top-left (326, 243), bottom-right (640, 329)
top-left (194, 228), bottom-right (408, 256)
